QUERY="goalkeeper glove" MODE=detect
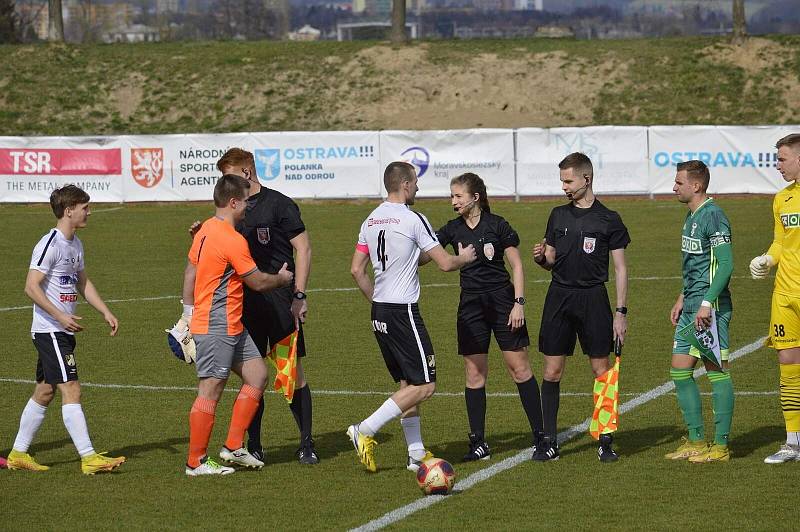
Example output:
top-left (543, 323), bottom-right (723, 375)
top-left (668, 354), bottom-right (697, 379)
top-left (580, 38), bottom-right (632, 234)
top-left (166, 315), bottom-right (196, 364)
top-left (749, 254), bottom-right (774, 279)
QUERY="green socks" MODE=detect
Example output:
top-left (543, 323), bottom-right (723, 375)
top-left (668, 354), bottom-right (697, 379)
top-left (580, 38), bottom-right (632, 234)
top-left (671, 368), bottom-right (704, 441)
top-left (708, 370), bottom-right (734, 446)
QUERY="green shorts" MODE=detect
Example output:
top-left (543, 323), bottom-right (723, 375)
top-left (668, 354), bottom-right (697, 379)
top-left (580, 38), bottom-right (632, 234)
top-left (672, 309), bottom-right (731, 361)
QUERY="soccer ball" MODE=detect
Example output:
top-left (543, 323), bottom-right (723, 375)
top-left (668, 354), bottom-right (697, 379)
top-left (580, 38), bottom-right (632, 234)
top-left (415, 457), bottom-right (455, 495)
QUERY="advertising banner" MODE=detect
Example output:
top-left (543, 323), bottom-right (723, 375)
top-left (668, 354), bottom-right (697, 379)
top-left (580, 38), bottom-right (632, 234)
top-left (516, 127), bottom-right (649, 196)
top-left (0, 137), bottom-right (124, 202)
top-left (250, 131), bottom-right (381, 198)
top-left (379, 129), bottom-right (515, 198)
top-left (648, 126), bottom-right (798, 194)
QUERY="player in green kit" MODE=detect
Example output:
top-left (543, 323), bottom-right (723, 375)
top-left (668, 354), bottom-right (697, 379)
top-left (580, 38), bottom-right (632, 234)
top-left (666, 160), bottom-right (735, 463)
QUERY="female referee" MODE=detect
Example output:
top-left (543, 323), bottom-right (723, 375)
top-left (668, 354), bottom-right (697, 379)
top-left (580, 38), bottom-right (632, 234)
top-left (435, 173), bottom-right (544, 461)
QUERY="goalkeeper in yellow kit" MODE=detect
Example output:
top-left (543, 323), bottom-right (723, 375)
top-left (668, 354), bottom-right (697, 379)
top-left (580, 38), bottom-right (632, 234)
top-left (750, 133), bottom-right (800, 463)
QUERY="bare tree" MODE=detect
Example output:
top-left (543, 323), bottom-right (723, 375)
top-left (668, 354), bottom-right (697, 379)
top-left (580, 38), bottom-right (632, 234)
top-left (48, 0), bottom-right (64, 41)
top-left (732, 0), bottom-right (746, 45)
top-left (0, 0), bottom-right (19, 43)
top-left (389, 0), bottom-right (406, 44)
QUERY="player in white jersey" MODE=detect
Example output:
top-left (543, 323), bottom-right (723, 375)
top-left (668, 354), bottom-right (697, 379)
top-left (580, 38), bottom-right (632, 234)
top-left (6, 185), bottom-right (125, 475)
top-left (347, 162), bottom-right (477, 472)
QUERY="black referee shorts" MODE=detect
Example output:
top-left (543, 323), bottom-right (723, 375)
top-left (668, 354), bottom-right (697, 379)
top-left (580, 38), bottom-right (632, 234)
top-left (371, 302), bottom-right (436, 385)
top-left (538, 283), bottom-right (613, 357)
top-left (242, 285), bottom-right (307, 358)
top-left (32, 332), bottom-right (78, 384)
top-left (457, 284), bottom-right (529, 355)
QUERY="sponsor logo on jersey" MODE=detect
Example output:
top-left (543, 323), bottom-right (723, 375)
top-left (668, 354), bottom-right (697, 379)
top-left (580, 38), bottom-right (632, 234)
top-left (709, 233), bottom-right (732, 247)
top-left (682, 235), bottom-right (703, 254)
top-left (781, 213), bottom-right (800, 228)
top-left (483, 243), bottom-right (495, 260)
top-left (583, 237), bottom-right (596, 254)
top-left (59, 292), bottom-right (78, 303)
top-left (131, 148), bottom-right (164, 188)
top-left (367, 217), bottom-right (400, 227)
top-left (257, 227), bottom-right (270, 245)
top-left (58, 274), bottom-right (78, 285)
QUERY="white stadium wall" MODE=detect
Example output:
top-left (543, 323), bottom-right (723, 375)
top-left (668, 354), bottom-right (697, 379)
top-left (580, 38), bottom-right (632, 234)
top-left (1, 125), bottom-right (797, 202)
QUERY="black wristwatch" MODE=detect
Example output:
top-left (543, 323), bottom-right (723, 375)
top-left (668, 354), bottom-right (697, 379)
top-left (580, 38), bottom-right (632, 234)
top-left (514, 297), bottom-right (526, 306)
top-left (294, 291), bottom-right (307, 301)
top-left (615, 307), bottom-right (627, 315)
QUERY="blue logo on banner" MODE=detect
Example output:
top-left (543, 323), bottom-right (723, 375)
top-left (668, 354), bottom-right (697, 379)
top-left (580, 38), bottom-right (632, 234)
top-left (254, 149), bottom-right (281, 181)
top-left (401, 146), bottom-right (430, 178)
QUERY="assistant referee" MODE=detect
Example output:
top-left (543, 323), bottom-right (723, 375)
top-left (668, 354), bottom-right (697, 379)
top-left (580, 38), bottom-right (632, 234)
top-left (532, 152), bottom-right (630, 463)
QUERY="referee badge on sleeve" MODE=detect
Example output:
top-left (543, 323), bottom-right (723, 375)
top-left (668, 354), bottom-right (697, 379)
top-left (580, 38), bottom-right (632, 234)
top-left (483, 243), bottom-right (495, 260)
top-left (583, 237), bottom-right (596, 254)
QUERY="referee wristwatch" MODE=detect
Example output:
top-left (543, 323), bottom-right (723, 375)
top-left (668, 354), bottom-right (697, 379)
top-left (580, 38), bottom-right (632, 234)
top-left (514, 297), bottom-right (526, 305)
top-left (615, 307), bottom-right (628, 315)
top-left (294, 291), bottom-right (307, 301)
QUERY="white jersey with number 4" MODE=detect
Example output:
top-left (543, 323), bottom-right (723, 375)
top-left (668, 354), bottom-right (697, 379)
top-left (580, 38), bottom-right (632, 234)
top-left (29, 228), bottom-right (84, 334)
top-left (357, 201), bottom-right (439, 304)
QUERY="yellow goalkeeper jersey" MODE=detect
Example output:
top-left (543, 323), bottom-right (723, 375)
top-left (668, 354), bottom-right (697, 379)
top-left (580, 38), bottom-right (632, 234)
top-left (768, 181), bottom-right (800, 297)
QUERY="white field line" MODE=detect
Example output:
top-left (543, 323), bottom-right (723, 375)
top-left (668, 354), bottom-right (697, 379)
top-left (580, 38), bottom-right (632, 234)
top-left (0, 377), bottom-right (777, 397)
top-left (350, 335), bottom-right (768, 532)
top-left (0, 274), bottom-right (761, 312)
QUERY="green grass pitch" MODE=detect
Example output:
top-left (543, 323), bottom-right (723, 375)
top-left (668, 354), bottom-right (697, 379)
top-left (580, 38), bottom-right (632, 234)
top-left (0, 196), bottom-right (795, 530)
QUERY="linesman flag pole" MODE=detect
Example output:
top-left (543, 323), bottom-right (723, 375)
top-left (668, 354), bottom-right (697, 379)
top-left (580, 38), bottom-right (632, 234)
top-left (590, 338), bottom-right (621, 440)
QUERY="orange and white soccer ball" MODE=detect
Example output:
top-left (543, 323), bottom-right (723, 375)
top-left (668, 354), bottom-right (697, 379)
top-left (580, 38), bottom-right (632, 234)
top-left (415, 457), bottom-right (456, 495)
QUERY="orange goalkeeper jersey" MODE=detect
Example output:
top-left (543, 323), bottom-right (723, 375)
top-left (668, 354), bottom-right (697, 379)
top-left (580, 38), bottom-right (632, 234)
top-left (189, 216), bottom-right (258, 336)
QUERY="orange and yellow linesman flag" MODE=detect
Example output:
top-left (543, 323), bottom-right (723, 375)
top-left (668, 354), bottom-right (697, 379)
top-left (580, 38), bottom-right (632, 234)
top-left (267, 330), bottom-right (298, 403)
top-left (589, 339), bottom-right (621, 440)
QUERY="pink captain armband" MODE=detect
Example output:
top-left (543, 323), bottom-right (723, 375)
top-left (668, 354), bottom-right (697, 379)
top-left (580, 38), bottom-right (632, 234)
top-left (355, 243), bottom-right (369, 254)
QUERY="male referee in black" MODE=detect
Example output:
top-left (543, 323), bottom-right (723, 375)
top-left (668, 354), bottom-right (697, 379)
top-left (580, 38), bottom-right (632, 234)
top-left (199, 148), bottom-right (318, 465)
top-left (532, 152), bottom-right (630, 463)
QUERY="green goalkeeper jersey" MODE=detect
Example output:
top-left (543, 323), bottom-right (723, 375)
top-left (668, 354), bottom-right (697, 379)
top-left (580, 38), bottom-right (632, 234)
top-left (681, 198), bottom-right (733, 313)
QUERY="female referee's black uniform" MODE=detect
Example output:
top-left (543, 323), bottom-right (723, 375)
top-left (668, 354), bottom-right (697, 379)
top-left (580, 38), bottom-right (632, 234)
top-left (438, 210), bottom-right (544, 461)
top-left (438, 213), bottom-right (528, 355)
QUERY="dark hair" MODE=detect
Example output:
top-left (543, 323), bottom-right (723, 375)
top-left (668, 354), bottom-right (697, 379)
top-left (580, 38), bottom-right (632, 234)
top-left (558, 152), bottom-right (593, 180)
top-left (383, 161), bottom-right (416, 193)
top-left (776, 134), bottom-right (800, 151)
top-left (451, 172), bottom-right (490, 213)
top-left (676, 160), bottom-right (710, 192)
top-left (50, 184), bottom-right (90, 219)
top-left (217, 148), bottom-right (255, 173)
top-left (213, 174), bottom-right (250, 207)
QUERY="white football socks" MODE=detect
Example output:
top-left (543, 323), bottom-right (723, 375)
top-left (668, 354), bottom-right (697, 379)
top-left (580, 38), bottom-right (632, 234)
top-left (787, 432), bottom-right (800, 447)
top-left (12, 398), bottom-right (48, 453)
top-left (62, 403), bottom-right (95, 458)
top-left (359, 398), bottom-right (402, 436)
top-left (400, 415), bottom-right (426, 460)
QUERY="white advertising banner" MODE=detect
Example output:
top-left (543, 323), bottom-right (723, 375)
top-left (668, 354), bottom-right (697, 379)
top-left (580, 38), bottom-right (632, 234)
top-left (250, 131), bottom-right (381, 198)
top-left (122, 133), bottom-right (247, 202)
top-left (516, 127), bottom-right (649, 196)
top-left (648, 126), bottom-right (798, 194)
top-left (379, 129), bottom-right (515, 198)
top-left (0, 136), bottom-right (125, 202)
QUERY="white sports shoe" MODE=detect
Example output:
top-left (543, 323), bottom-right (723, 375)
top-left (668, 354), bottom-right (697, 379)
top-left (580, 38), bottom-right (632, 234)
top-left (219, 446), bottom-right (265, 469)
top-left (186, 457), bottom-right (235, 476)
top-left (763, 444), bottom-right (800, 464)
